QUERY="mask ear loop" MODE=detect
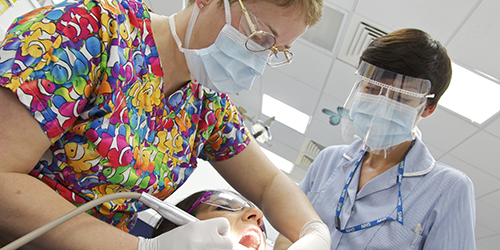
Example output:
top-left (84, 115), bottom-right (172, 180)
top-left (169, 15), bottom-right (185, 52)
top-left (184, 0), bottom-right (232, 48)
top-left (184, 4), bottom-right (201, 49)
top-left (411, 94), bottom-right (433, 140)
top-left (223, 0), bottom-right (231, 24)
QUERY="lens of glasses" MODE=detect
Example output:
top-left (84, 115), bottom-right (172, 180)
top-left (268, 50), bottom-right (293, 66)
top-left (245, 31), bottom-right (276, 52)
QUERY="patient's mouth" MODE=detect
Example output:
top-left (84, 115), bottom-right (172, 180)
top-left (238, 227), bottom-right (262, 250)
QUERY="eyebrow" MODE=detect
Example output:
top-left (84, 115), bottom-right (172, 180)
top-left (268, 25), bottom-right (279, 37)
top-left (266, 26), bottom-right (293, 49)
top-left (270, 29), bottom-right (292, 49)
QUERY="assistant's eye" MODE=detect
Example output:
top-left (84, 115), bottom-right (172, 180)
top-left (395, 94), bottom-right (417, 106)
top-left (363, 86), bottom-right (379, 94)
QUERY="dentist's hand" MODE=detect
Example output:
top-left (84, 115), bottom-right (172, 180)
top-left (138, 217), bottom-right (234, 250)
top-left (287, 220), bottom-right (331, 250)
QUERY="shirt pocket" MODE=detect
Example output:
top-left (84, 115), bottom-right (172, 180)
top-left (365, 221), bottom-right (423, 250)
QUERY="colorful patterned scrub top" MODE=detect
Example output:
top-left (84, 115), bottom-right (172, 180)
top-left (0, 0), bottom-right (250, 231)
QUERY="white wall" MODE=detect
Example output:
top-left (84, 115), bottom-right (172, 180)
top-left (144, 0), bottom-right (185, 16)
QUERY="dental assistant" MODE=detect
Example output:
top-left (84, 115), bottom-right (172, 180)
top-left (274, 29), bottom-right (476, 250)
top-left (0, 0), bottom-right (331, 249)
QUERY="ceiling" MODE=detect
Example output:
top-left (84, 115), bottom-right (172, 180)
top-left (153, 0), bottom-right (500, 248)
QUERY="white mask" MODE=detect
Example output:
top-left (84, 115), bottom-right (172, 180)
top-left (169, 0), bottom-right (269, 94)
top-left (349, 92), bottom-right (423, 151)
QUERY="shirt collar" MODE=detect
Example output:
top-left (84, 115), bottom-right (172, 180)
top-left (342, 137), bottom-right (435, 177)
top-left (401, 136), bottom-right (435, 177)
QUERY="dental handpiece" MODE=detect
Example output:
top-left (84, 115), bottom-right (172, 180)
top-left (139, 193), bottom-right (250, 250)
top-left (139, 192), bottom-right (200, 225)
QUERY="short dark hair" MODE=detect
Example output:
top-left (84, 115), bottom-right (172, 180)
top-left (360, 28), bottom-right (452, 106)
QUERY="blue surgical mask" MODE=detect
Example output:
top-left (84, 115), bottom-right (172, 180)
top-left (350, 93), bottom-right (421, 151)
top-left (169, 0), bottom-right (269, 94)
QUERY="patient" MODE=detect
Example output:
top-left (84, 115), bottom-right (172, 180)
top-left (152, 190), bottom-right (266, 250)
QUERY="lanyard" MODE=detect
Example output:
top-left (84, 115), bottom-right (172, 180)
top-left (334, 141), bottom-right (415, 233)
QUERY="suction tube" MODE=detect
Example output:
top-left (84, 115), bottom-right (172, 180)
top-left (0, 192), bottom-right (142, 250)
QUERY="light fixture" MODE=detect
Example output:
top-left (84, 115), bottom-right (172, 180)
top-left (261, 94), bottom-right (310, 133)
top-left (438, 62), bottom-right (500, 124)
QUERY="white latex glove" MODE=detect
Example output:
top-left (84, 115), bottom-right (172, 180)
top-left (287, 220), bottom-right (331, 250)
top-left (137, 217), bottom-right (234, 250)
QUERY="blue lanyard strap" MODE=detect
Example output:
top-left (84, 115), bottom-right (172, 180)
top-left (334, 141), bottom-right (415, 233)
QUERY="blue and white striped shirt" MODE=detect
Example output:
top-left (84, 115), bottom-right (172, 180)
top-left (300, 137), bottom-right (476, 249)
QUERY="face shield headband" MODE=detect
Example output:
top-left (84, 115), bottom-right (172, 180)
top-left (341, 61), bottom-right (434, 155)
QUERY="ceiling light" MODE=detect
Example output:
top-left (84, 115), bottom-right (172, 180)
top-left (438, 63), bottom-right (500, 124)
top-left (260, 147), bottom-right (294, 173)
top-left (261, 94), bottom-right (310, 133)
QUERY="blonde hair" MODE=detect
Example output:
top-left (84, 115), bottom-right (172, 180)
top-left (186, 0), bottom-right (323, 26)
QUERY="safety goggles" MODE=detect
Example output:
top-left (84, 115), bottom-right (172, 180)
top-left (187, 191), bottom-right (267, 237)
top-left (352, 61), bottom-right (434, 108)
top-left (237, 0), bottom-right (293, 66)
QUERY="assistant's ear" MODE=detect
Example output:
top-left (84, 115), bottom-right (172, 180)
top-left (196, 0), bottom-right (211, 8)
top-left (421, 104), bottom-right (437, 118)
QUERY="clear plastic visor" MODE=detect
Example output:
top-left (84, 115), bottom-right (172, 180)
top-left (340, 61), bottom-right (433, 153)
top-left (353, 61), bottom-right (433, 108)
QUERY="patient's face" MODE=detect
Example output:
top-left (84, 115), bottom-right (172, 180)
top-left (196, 204), bottom-right (266, 250)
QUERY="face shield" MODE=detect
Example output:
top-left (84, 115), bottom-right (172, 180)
top-left (341, 61), bottom-right (434, 155)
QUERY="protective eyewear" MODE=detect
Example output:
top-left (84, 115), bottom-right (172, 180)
top-left (237, 0), bottom-right (293, 66)
top-left (340, 61), bottom-right (434, 152)
top-left (187, 191), bottom-right (267, 237)
top-left (354, 61), bottom-right (435, 107)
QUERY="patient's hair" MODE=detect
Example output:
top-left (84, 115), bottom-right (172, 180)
top-left (151, 190), bottom-right (207, 237)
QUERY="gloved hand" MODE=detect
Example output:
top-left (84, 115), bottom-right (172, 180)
top-left (288, 220), bottom-right (331, 250)
top-left (137, 217), bottom-right (234, 250)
